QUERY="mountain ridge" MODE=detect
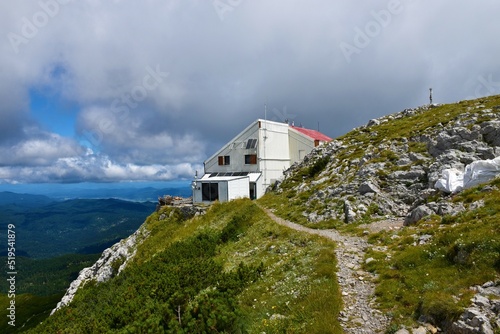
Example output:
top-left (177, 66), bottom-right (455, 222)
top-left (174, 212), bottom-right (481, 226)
top-left (27, 95), bottom-right (500, 334)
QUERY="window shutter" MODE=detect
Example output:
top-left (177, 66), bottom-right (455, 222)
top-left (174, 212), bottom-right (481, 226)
top-left (218, 156), bottom-right (224, 165)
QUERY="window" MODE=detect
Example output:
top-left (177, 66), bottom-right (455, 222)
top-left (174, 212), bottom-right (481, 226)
top-left (202, 183), bottom-right (219, 201)
top-left (218, 155), bottom-right (230, 165)
top-left (245, 154), bottom-right (257, 165)
top-left (249, 182), bottom-right (257, 200)
top-left (246, 138), bottom-right (257, 149)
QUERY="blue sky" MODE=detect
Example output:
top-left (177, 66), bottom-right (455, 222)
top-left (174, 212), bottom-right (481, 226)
top-left (1, 0), bottom-right (500, 184)
top-left (30, 88), bottom-right (78, 138)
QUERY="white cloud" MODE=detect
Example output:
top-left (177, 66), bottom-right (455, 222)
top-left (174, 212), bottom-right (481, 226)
top-left (0, 153), bottom-right (200, 184)
top-left (1, 0), bottom-right (500, 183)
top-left (0, 130), bottom-right (83, 166)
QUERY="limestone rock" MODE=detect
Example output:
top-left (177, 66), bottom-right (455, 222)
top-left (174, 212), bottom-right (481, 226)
top-left (451, 281), bottom-right (500, 334)
top-left (51, 226), bottom-right (150, 315)
top-left (367, 119), bottom-right (380, 127)
top-left (344, 201), bottom-right (357, 223)
top-left (358, 181), bottom-right (380, 195)
top-left (394, 329), bottom-right (410, 334)
top-left (436, 201), bottom-right (465, 216)
top-left (481, 120), bottom-right (500, 146)
top-left (404, 205), bottom-right (434, 226)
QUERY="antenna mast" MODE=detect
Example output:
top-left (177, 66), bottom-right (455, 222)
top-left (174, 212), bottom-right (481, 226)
top-left (263, 103), bottom-right (267, 186)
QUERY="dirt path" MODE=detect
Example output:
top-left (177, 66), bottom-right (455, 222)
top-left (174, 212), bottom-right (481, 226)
top-left (259, 206), bottom-right (391, 334)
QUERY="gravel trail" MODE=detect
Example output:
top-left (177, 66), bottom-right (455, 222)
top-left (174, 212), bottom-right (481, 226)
top-left (259, 206), bottom-right (391, 333)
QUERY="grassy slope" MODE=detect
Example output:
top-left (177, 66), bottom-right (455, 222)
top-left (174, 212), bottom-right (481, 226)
top-left (261, 95), bottom-right (500, 229)
top-left (261, 95), bottom-right (500, 330)
top-left (28, 199), bottom-right (342, 333)
top-left (365, 178), bottom-right (500, 331)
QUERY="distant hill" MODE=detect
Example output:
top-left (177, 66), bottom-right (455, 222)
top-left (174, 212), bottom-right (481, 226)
top-left (46, 186), bottom-right (192, 201)
top-left (0, 181), bottom-right (192, 202)
top-left (0, 191), bottom-right (54, 207)
top-left (0, 198), bottom-right (155, 258)
top-left (0, 195), bottom-right (156, 333)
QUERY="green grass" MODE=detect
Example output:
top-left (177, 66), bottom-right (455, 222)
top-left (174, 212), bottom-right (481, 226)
top-left (0, 293), bottom-right (63, 333)
top-left (28, 199), bottom-right (342, 333)
top-left (339, 95), bottom-right (500, 147)
top-left (364, 179), bottom-right (500, 329)
top-left (260, 95), bottom-right (500, 330)
top-left (262, 95), bottom-right (500, 226)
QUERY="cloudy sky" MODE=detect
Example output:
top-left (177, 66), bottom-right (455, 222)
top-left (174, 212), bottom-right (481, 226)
top-left (1, 0), bottom-right (499, 184)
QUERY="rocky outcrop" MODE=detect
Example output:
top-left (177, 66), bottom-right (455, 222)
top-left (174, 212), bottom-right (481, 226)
top-left (450, 281), bottom-right (500, 334)
top-left (158, 204), bottom-right (207, 220)
top-left (280, 101), bottom-right (500, 227)
top-left (404, 205), bottom-right (434, 225)
top-left (51, 204), bottom-right (206, 316)
top-left (51, 226), bottom-right (150, 315)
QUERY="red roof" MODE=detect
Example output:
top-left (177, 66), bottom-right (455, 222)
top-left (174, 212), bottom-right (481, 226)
top-left (291, 126), bottom-right (332, 142)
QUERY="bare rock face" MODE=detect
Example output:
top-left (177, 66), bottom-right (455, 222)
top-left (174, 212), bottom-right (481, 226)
top-left (450, 281), bottom-right (500, 334)
top-left (51, 226), bottom-right (150, 315)
top-left (481, 120), bottom-right (500, 146)
top-left (277, 103), bottom-right (500, 230)
top-left (404, 205), bottom-right (435, 226)
top-left (358, 181), bottom-right (380, 195)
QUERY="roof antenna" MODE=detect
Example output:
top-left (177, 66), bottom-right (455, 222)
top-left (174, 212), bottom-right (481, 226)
top-left (264, 102), bottom-right (267, 122)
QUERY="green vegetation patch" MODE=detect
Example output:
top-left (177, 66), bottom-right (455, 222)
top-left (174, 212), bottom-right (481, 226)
top-left (365, 180), bottom-right (500, 329)
top-left (0, 293), bottom-right (63, 333)
top-left (0, 254), bottom-right (100, 296)
top-left (0, 254), bottom-right (99, 334)
top-left (29, 199), bottom-right (342, 333)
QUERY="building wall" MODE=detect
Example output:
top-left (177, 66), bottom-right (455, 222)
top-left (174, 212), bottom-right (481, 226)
top-left (203, 119), bottom-right (291, 196)
top-left (192, 180), bottom-right (227, 203)
top-left (227, 177), bottom-right (250, 200)
top-left (257, 120), bottom-right (290, 192)
top-left (192, 177), bottom-right (251, 203)
top-left (288, 127), bottom-right (316, 164)
top-left (192, 181), bottom-right (202, 203)
top-left (204, 121), bottom-right (260, 174)
top-left (195, 119), bottom-right (327, 202)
